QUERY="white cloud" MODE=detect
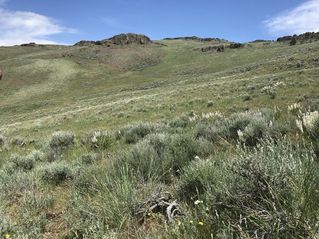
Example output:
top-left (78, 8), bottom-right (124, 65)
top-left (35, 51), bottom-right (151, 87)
top-left (265, 0), bottom-right (319, 36)
top-left (0, 9), bottom-right (74, 46)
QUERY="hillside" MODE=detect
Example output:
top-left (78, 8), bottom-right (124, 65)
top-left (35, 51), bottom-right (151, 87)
top-left (0, 35), bottom-right (318, 138)
top-left (0, 33), bottom-right (318, 238)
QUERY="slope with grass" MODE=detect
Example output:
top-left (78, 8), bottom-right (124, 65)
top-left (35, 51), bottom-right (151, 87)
top-left (0, 34), bottom-right (319, 238)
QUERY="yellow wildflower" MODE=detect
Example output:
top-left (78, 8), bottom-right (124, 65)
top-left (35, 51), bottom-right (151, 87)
top-left (5, 234), bottom-right (11, 239)
top-left (198, 221), bottom-right (204, 226)
top-left (189, 220), bottom-right (193, 224)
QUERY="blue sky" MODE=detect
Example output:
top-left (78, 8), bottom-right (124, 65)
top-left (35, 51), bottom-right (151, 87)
top-left (0, 0), bottom-right (319, 45)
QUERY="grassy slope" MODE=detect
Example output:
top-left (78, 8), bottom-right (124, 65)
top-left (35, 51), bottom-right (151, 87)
top-left (0, 39), bottom-right (319, 238)
top-left (0, 40), bottom-right (318, 138)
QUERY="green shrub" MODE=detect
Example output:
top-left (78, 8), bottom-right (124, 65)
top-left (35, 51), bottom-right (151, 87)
top-left (88, 131), bottom-right (114, 150)
top-left (49, 131), bottom-right (75, 150)
top-left (9, 154), bottom-right (35, 172)
top-left (79, 153), bottom-right (97, 164)
top-left (177, 159), bottom-right (227, 203)
top-left (118, 123), bottom-right (155, 144)
top-left (169, 115), bottom-right (191, 128)
top-left (0, 169), bottom-right (38, 202)
top-left (176, 139), bottom-right (319, 238)
top-left (117, 133), bottom-right (210, 182)
top-left (45, 131), bottom-right (75, 162)
top-left (195, 111), bottom-right (285, 146)
top-left (40, 162), bottom-right (73, 185)
top-left (239, 117), bottom-right (269, 146)
top-left (45, 147), bottom-right (61, 162)
top-left (195, 112), bottom-right (252, 143)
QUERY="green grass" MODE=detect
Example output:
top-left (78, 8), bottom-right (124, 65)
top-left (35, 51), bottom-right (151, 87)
top-left (0, 39), bottom-right (319, 238)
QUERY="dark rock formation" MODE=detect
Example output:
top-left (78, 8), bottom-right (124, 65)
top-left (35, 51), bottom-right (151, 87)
top-left (163, 36), bottom-right (228, 43)
top-left (200, 45), bottom-right (225, 52)
top-left (199, 42), bottom-right (244, 53)
top-left (277, 36), bottom-right (294, 42)
top-left (250, 40), bottom-right (273, 43)
top-left (229, 43), bottom-right (244, 49)
top-left (277, 32), bottom-right (319, 43)
top-left (20, 42), bottom-right (37, 46)
top-left (73, 40), bottom-right (97, 47)
top-left (74, 33), bottom-right (152, 47)
top-left (107, 33), bottom-right (151, 45)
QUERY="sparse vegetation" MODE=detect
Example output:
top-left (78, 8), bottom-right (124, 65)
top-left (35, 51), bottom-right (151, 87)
top-left (39, 161), bottom-right (73, 185)
top-left (1, 32), bottom-right (319, 238)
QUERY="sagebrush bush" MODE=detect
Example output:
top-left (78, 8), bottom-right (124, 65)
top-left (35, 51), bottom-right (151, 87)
top-left (176, 139), bottom-right (319, 238)
top-left (9, 154), bottom-right (36, 172)
top-left (195, 111), bottom-right (286, 146)
top-left (86, 131), bottom-right (114, 150)
top-left (116, 133), bottom-right (211, 182)
top-left (45, 147), bottom-right (61, 162)
top-left (0, 168), bottom-right (38, 202)
top-left (40, 162), bottom-right (73, 185)
top-left (49, 131), bottom-right (75, 150)
top-left (46, 131), bottom-right (75, 162)
top-left (169, 115), bottom-right (191, 128)
top-left (79, 153), bottom-right (97, 164)
top-left (117, 123), bottom-right (155, 144)
top-left (177, 159), bottom-right (227, 203)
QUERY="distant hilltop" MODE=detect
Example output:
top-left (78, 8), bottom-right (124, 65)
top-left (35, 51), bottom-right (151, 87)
top-left (163, 36), bottom-right (228, 43)
top-left (277, 32), bottom-right (319, 43)
top-left (16, 31), bottom-right (319, 48)
top-left (74, 33), bottom-right (152, 47)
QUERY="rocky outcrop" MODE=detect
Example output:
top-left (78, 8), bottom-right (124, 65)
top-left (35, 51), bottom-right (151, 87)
top-left (20, 42), bottom-right (37, 46)
top-left (277, 32), bottom-right (319, 43)
top-left (74, 33), bottom-right (152, 47)
top-left (163, 36), bottom-right (228, 43)
top-left (107, 33), bottom-right (151, 45)
top-left (199, 42), bottom-right (244, 53)
top-left (73, 40), bottom-right (97, 47)
top-left (228, 43), bottom-right (244, 49)
top-left (200, 45), bottom-right (225, 52)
